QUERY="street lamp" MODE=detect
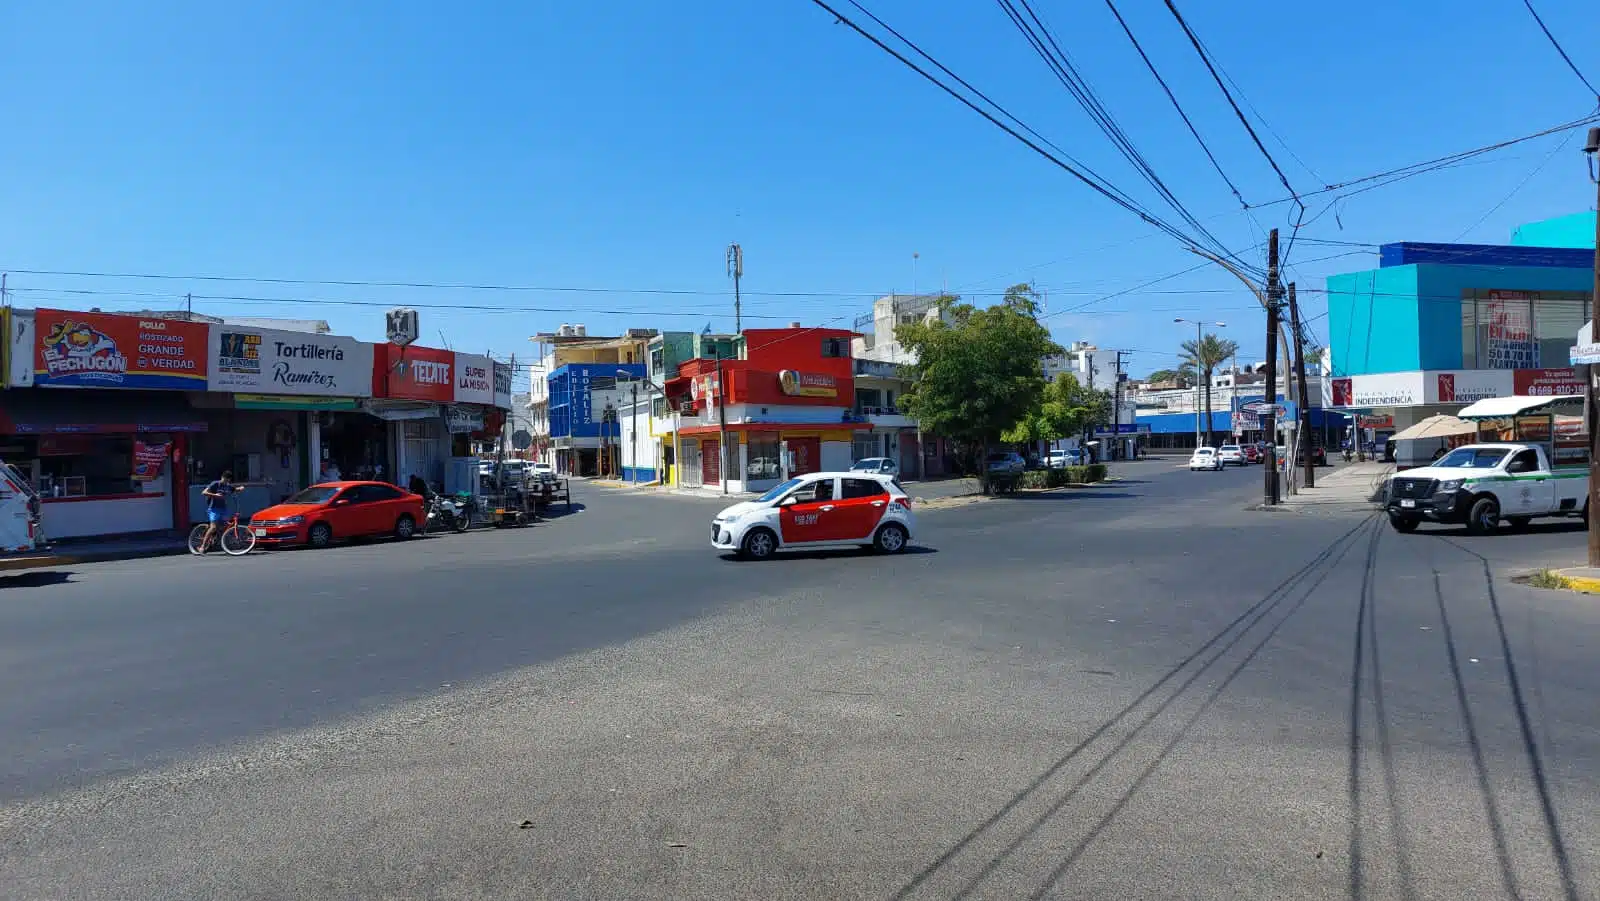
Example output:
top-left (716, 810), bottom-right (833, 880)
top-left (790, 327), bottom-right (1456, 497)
top-left (1174, 318), bottom-right (1226, 448)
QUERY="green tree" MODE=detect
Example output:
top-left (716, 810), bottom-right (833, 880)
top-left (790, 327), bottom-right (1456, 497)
top-left (1180, 333), bottom-right (1240, 447)
top-left (1145, 368), bottom-right (1183, 386)
top-left (1002, 373), bottom-right (1109, 446)
top-left (898, 284), bottom-right (1063, 488)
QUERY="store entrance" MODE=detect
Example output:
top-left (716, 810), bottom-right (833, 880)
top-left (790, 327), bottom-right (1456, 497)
top-left (322, 413), bottom-right (390, 482)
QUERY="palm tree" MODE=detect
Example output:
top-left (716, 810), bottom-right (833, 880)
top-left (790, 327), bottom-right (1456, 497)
top-left (1180, 333), bottom-right (1240, 447)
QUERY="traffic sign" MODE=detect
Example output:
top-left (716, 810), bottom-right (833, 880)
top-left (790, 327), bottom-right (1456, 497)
top-left (1241, 401), bottom-right (1287, 416)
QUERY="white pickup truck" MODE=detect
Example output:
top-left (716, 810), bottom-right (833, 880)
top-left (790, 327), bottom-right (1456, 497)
top-left (1384, 443), bottom-right (1588, 534)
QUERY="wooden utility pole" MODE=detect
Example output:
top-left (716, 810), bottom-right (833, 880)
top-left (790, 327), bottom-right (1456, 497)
top-left (1583, 126), bottom-right (1600, 566)
top-left (1262, 230), bottom-right (1282, 505)
top-left (1288, 283), bottom-right (1314, 489)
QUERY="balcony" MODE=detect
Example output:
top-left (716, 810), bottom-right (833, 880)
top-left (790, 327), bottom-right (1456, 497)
top-left (850, 405), bottom-right (915, 429)
top-left (853, 359), bottom-right (908, 380)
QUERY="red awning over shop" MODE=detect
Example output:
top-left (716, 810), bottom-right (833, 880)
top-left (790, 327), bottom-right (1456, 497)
top-left (0, 390), bottom-right (208, 434)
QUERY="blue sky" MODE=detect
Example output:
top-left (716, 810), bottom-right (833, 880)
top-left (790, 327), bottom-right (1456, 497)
top-left (3, 0), bottom-right (1597, 384)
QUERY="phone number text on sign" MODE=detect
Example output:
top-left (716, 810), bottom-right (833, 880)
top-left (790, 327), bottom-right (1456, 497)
top-left (1513, 368), bottom-right (1583, 397)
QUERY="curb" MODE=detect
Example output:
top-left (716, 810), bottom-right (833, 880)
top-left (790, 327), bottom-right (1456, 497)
top-left (0, 545), bottom-right (189, 573)
top-left (1553, 569), bottom-right (1600, 593)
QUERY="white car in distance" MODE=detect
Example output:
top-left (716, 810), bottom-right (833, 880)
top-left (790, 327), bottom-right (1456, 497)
top-left (1189, 447), bottom-right (1223, 471)
top-left (1217, 445), bottom-right (1245, 466)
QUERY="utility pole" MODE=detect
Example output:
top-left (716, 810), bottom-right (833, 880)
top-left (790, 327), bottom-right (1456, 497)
top-left (1582, 126), bottom-right (1600, 566)
top-left (726, 243), bottom-right (744, 335)
top-left (185, 292), bottom-right (192, 319)
top-left (1288, 283), bottom-right (1315, 489)
top-left (1263, 229), bottom-right (1282, 505)
top-left (714, 350), bottom-right (730, 495)
top-left (1111, 350), bottom-right (1130, 460)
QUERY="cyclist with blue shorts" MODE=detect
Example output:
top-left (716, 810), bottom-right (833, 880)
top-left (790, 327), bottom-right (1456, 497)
top-left (197, 470), bottom-right (243, 553)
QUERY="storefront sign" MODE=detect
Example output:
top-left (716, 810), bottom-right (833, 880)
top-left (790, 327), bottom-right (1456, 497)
top-left (132, 440), bottom-right (169, 481)
top-left (1428, 369), bottom-right (1513, 404)
top-left (33, 309), bottom-right (208, 390)
top-left (378, 344), bottom-right (455, 402)
top-left (779, 370), bottom-right (838, 398)
top-left (493, 361), bottom-right (514, 409)
top-left (454, 353), bottom-right (494, 405)
top-left (1570, 343), bottom-right (1600, 366)
top-left (1356, 414), bottom-right (1393, 429)
top-left (234, 394), bottom-right (360, 411)
top-left (1484, 291), bottom-right (1538, 369)
top-left (445, 405), bottom-right (485, 433)
top-left (1513, 367), bottom-right (1583, 397)
top-left (209, 327), bottom-right (373, 396)
top-left (1326, 372), bottom-right (1424, 408)
top-left (1234, 411), bottom-right (1260, 432)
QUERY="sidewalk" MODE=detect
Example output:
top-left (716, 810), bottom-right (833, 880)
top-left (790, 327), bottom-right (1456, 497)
top-left (1260, 461), bottom-right (1392, 515)
top-left (0, 533), bottom-right (189, 573)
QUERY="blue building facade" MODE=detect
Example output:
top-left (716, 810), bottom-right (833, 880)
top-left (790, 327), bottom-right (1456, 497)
top-left (1321, 216), bottom-right (1594, 445)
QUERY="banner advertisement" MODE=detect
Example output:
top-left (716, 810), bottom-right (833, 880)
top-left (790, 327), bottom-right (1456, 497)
top-left (493, 361), bottom-right (514, 410)
top-left (34, 309), bottom-right (208, 390)
top-left (1326, 372), bottom-right (1424, 408)
top-left (132, 440), bottom-right (170, 481)
top-left (1484, 291), bottom-right (1538, 369)
top-left (209, 326), bottom-right (373, 397)
top-left (1428, 370), bottom-right (1513, 405)
top-left (1513, 367), bottom-right (1583, 397)
top-left (377, 344), bottom-right (455, 402)
top-left (778, 370), bottom-right (838, 398)
top-left (1233, 411), bottom-right (1260, 432)
top-left (454, 353), bottom-right (494, 405)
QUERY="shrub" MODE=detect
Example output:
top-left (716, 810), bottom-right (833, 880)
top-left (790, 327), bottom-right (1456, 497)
top-left (1084, 463), bottom-right (1107, 483)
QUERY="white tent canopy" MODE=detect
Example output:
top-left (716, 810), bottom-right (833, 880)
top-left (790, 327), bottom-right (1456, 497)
top-left (1456, 395), bottom-right (1583, 421)
top-left (1389, 414), bottom-right (1476, 441)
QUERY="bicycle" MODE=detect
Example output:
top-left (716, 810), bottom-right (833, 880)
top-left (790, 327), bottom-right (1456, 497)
top-left (189, 502), bottom-right (257, 556)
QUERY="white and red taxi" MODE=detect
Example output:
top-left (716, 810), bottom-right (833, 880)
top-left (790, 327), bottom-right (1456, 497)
top-left (712, 471), bottom-right (915, 559)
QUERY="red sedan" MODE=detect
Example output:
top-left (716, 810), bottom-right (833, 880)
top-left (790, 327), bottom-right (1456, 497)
top-left (1240, 443), bottom-right (1261, 464)
top-left (249, 481), bottom-right (425, 549)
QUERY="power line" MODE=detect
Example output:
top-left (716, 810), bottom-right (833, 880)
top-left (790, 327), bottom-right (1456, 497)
top-left (811, 0), bottom-right (1260, 271)
top-left (1520, 0), bottom-right (1600, 101)
top-left (995, 0), bottom-right (1258, 274)
top-left (1101, 0), bottom-right (1247, 207)
top-left (1161, 0), bottom-right (1302, 210)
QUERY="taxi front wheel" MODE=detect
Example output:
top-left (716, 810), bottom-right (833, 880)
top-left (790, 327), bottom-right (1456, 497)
top-left (740, 528), bottom-right (777, 560)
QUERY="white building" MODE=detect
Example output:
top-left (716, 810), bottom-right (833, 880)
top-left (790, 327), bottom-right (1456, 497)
top-left (849, 294), bottom-right (948, 475)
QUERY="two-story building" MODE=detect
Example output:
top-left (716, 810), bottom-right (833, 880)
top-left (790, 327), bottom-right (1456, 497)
top-left (664, 324), bottom-right (857, 493)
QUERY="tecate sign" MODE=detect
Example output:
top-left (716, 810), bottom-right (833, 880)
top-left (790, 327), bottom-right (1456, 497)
top-left (208, 327), bottom-right (374, 397)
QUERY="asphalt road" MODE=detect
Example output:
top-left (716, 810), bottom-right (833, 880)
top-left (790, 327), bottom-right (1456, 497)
top-left (1, 461), bottom-right (1597, 899)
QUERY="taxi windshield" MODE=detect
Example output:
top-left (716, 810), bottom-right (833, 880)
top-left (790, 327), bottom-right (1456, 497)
top-left (757, 478), bottom-right (803, 503)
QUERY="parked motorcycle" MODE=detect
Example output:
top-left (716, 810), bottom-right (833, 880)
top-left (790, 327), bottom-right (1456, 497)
top-left (425, 494), bottom-right (471, 533)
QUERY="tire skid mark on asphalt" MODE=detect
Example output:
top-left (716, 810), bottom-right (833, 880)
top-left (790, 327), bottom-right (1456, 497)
top-left (889, 515), bottom-right (1378, 901)
top-left (1427, 535), bottom-right (1585, 901)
